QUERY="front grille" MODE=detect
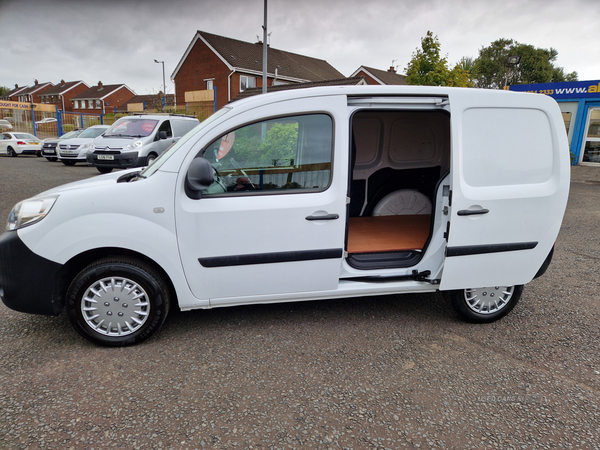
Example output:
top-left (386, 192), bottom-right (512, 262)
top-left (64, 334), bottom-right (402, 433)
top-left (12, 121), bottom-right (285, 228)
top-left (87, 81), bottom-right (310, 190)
top-left (93, 150), bottom-right (121, 155)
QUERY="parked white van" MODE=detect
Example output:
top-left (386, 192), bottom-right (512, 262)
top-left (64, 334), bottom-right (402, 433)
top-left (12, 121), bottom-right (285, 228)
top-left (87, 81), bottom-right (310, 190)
top-left (87, 114), bottom-right (199, 173)
top-left (0, 86), bottom-right (570, 346)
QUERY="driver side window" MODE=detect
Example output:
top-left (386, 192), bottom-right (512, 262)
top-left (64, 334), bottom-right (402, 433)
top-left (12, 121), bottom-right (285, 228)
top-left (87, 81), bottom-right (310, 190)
top-left (201, 114), bottom-right (333, 196)
top-left (157, 120), bottom-right (172, 139)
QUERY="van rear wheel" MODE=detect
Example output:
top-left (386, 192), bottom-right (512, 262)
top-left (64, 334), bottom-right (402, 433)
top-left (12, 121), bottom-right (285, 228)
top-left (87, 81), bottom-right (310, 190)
top-left (66, 258), bottom-right (170, 346)
top-left (97, 167), bottom-right (113, 174)
top-left (448, 285), bottom-right (523, 323)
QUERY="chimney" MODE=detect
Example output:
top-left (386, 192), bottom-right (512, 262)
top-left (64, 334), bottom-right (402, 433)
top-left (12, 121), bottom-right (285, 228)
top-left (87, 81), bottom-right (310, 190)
top-left (34, 79), bottom-right (39, 85)
top-left (98, 81), bottom-right (103, 89)
top-left (388, 66), bottom-right (396, 73)
top-left (15, 84), bottom-right (18, 89)
top-left (60, 79), bottom-right (65, 84)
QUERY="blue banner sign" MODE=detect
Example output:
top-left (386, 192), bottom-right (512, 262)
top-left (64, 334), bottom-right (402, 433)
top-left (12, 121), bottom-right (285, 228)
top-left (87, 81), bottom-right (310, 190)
top-left (509, 80), bottom-right (600, 99)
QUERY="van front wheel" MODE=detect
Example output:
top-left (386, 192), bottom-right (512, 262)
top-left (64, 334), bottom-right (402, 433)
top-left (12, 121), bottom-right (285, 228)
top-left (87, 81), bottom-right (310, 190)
top-left (66, 258), bottom-right (170, 346)
top-left (146, 152), bottom-right (158, 165)
top-left (448, 285), bottom-right (523, 323)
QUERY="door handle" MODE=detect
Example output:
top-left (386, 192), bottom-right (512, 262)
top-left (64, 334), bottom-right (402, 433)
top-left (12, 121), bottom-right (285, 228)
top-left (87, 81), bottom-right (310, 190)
top-left (305, 214), bottom-right (339, 221)
top-left (457, 209), bottom-right (489, 216)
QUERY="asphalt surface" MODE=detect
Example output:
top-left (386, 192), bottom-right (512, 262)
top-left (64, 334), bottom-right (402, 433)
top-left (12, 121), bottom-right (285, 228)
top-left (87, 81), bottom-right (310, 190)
top-left (1, 156), bottom-right (600, 449)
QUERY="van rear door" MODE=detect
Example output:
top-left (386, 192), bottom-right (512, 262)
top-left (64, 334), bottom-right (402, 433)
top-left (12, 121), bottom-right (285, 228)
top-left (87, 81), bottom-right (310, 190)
top-left (440, 90), bottom-right (570, 290)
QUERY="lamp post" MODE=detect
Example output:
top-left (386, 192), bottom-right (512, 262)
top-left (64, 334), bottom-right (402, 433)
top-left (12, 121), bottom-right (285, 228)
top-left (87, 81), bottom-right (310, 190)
top-left (154, 59), bottom-right (166, 111)
top-left (504, 55), bottom-right (521, 88)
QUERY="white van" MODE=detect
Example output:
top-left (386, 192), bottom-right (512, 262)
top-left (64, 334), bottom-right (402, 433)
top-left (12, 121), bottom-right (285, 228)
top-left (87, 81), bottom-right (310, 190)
top-left (0, 86), bottom-right (570, 346)
top-left (87, 114), bottom-right (199, 173)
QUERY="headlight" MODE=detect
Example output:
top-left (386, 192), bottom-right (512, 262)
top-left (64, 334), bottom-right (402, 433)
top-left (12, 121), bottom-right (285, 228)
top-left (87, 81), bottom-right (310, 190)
top-left (123, 140), bottom-right (143, 152)
top-left (6, 196), bottom-right (58, 231)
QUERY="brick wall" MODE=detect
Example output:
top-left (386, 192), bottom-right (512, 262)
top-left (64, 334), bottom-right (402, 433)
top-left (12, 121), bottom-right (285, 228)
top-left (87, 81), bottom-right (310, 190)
top-left (174, 38), bottom-right (272, 110)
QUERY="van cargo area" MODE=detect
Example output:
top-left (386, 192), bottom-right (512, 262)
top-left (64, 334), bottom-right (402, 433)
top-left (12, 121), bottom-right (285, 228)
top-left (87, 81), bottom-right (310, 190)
top-left (348, 109), bottom-right (449, 269)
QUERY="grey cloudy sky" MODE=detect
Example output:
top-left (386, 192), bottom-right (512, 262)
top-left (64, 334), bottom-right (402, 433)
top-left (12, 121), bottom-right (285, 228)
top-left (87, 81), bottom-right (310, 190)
top-left (0, 0), bottom-right (597, 95)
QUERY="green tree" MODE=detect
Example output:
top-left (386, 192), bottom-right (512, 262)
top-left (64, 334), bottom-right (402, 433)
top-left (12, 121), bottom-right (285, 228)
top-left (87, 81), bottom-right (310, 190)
top-left (405, 31), bottom-right (472, 87)
top-left (0, 86), bottom-right (9, 96)
top-left (260, 122), bottom-right (298, 165)
top-left (472, 38), bottom-right (578, 89)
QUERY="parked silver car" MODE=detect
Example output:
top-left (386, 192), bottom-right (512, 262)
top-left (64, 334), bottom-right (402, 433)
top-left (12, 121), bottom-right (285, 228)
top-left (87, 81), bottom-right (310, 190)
top-left (41, 129), bottom-right (83, 161)
top-left (58, 125), bottom-right (109, 166)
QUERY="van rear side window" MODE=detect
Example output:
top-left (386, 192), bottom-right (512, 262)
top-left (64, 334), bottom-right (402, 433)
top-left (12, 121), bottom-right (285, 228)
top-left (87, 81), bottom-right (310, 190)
top-left (462, 108), bottom-right (554, 187)
top-left (201, 114), bottom-right (333, 195)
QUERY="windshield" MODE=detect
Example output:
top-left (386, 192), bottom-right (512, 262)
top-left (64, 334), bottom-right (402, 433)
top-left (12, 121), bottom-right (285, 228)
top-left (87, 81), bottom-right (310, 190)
top-left (60, 129), bottom-right (83, 139)
top-left (104, 118), bottom-right (158, 138)
top-left (79, 127), bottom-right (107, 139)
top-left (140, 108), bottom-right (230, 178)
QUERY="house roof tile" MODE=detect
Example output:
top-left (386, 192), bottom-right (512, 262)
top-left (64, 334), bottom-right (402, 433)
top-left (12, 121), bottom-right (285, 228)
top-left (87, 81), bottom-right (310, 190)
top-left (18, 82), bottom-right (54, 95)
top-left (71, 83), bottom-right (135, 100)
top-left (0, 84), bottom-right (29, 99)
top-left (42, 81), bottom-right (88, 96)
top-left (351, 66), bottom-right (408, 85)
top-left (173, 31), bottom-right (344, 83)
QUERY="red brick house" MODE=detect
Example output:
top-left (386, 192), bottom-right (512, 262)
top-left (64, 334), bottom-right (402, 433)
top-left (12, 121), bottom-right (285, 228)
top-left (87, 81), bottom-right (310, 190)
top-left (350, 66), bottom-right (408, 85)
top-left (38, 80), bottom-right (89, 112)
top-left (233, 77), bottom-right (367, 102)
top-left (117, 93), bottom-right (175, 113)
top-left (0, 84), bottom-right (30, 101)
top-left (171, 30), bottom-right (345, 110)
top-left (15, 80), bottom-right (54, 103)
top-left (70, 82), bottom-right (136, 114)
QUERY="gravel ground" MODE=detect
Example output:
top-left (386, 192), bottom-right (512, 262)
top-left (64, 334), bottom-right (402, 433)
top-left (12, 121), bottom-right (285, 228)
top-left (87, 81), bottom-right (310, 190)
top-left (1, 156), bottom-right (600, 449)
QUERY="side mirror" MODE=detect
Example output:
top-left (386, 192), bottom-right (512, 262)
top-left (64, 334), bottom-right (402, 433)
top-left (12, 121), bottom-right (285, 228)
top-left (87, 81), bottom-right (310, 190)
top-left (185, 157), bottom-right (214, 200)
top-left (158, 130), bottom-right (168, 140)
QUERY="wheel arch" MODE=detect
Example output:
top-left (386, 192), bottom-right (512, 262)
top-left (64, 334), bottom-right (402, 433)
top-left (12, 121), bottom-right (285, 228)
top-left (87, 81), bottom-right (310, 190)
top-left (52, 247), bottom-right (178, 314)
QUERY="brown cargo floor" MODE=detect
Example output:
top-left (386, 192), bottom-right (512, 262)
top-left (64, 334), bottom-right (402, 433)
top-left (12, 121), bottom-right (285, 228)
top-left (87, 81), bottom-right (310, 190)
top-left (347, 215), bottom-right (431, 253)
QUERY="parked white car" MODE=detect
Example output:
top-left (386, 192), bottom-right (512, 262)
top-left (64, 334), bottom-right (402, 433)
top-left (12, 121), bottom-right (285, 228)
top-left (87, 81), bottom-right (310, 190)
top-left (0, 132), bottom-right (41, 156)
top-left (58, 125), bottom-right (109, 165)
top-left (0, 85), bottom-right (570, 347)
top-left (0, 119), bottom-right (13, 131)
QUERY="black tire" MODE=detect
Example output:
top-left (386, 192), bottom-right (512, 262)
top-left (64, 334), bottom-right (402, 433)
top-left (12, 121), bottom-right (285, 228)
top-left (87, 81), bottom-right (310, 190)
top-left (45, 157), bottom-right (58, 162)
top-left (448, 285), bottom-right (523, 323)
top-left (7, 147), bottom-right (17, 157)
top-left (66, 257), bottom-right (170, 346)
top-left (36, 151), bottom-right (43, 157)
top-left (97, 166), bottom-right (113, 174)
top-left (147, 152), bottom-right (158, 165)
top-left (62, 160), bottom-right (76, 166)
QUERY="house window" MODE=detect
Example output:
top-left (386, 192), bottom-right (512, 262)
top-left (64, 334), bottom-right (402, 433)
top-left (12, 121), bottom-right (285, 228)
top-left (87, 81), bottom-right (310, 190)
top-left (96, 100), bottom-right (101, 109)
top-left (74, 100), bottom-right (79, 109)
top-left (240, 75), bottom-right (256, 92)
top-left (201, 114), bottom-right (333, 196)
top-left (206, 80), bottom-right (213, 90)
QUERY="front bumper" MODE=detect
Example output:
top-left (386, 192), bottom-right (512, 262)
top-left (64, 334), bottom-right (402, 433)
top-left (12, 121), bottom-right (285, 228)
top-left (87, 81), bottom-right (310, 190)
top-left (87, 151), bottom-right (147, 169)
top-left (0, 231), bottom-right (63, 316)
